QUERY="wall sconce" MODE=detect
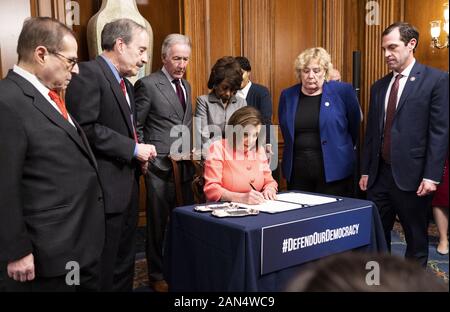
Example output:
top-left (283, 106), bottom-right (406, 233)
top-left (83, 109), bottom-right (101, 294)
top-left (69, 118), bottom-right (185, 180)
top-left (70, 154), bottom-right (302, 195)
top-left (430, 2), bottom-right (449, 49)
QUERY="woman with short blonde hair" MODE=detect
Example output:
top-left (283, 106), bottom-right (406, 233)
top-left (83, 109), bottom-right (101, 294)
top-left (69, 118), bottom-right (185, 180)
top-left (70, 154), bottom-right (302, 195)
top-left (279, 47), bottom-right (361, 197)
top-left (294, 47), bottom-right (333, 81)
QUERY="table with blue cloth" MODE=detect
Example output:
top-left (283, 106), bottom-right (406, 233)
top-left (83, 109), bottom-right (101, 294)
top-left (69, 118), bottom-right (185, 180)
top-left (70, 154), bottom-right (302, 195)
top-left (165, 194), bottom-right (387, 292)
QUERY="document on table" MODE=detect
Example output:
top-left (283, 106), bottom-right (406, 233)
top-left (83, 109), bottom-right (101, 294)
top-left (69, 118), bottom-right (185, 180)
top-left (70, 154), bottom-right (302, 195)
top-left (276, 192), bottom-right (339, 206)
top-left (234, 192), bottom-right (340, 213)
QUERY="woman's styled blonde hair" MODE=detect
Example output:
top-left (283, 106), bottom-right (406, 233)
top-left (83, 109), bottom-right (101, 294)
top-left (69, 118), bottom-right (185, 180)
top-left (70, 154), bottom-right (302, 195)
top-left (294, 47), bottom-right (333, 80)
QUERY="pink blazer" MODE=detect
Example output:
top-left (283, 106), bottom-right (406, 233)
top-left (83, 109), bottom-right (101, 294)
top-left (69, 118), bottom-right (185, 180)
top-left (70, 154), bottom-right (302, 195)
top-left (204, 139), bottom-right (278, 201)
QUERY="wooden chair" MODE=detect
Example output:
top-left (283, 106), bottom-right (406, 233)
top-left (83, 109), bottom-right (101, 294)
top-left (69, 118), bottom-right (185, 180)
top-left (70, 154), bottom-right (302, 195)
top-left (169, 153), bottom-right (206, 207)
top-left (191, 158), bottom-right (206, 204)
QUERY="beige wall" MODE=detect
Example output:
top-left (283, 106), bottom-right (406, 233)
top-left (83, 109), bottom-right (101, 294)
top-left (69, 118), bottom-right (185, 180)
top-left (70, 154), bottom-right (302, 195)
top-left (0, 0), bottom-right (30, 78)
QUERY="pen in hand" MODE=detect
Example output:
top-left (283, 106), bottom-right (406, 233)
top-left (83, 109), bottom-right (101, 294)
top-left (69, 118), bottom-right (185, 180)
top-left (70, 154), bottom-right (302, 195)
top-left (248, 183), bottom-right (265, 204)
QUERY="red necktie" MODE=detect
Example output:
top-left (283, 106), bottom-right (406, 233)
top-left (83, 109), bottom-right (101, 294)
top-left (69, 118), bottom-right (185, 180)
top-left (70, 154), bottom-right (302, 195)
top-left (120, 79), bottom-right (138, 143)
top-left (120, 79), bottom-right (127, 97)
top-left (48, 90), bottom-right (68, 120)
top-left (382, 74), bottom-right (403, 163)
top-left (172, 79), bottom-right (186, 111)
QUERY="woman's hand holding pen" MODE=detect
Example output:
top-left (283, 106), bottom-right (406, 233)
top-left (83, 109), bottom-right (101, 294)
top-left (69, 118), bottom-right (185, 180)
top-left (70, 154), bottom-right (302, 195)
top-left (244, 190), bottom-right (266, 205)
top-left (245, 183), bottom-right (265, 204)
top-left (262, 186), bottom-right (277, 200)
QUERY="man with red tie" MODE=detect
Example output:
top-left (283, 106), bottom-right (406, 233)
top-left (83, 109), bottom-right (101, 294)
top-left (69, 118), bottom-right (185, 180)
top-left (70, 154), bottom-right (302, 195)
top-left (65, 18), bottom-right (156, 291)
top-left (0, 17), bottom-right (105, 291)
top-left (360, 22), bottom-right (449, 267)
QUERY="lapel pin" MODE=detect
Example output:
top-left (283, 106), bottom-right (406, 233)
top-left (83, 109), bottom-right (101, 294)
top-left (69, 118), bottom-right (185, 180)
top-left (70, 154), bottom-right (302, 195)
top-left (325, 102), bottom-right (330, 107)
top-left (410, 76), bottom-right (416, 82)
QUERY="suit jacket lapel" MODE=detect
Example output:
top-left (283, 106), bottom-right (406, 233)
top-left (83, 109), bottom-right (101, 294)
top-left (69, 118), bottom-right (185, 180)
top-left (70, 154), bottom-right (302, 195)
top-left (287, 85), bottom-right (300, 141)
top-left (95, 57), bottom-right (134, 137)
top-left (7, 71), bottom-right (92, 159)
top-left (156, 71), bottom-right (185, 120)
top-left (395, 62), bottom-right (422, 114)
top-left (378, 74), bottom-right (392, 133)
top-left (72, 118), bottom-right (99, 170)
top-left (180, 78), bottom-right (192, 124)
top-left (247, 84), bottom-right (255, 102)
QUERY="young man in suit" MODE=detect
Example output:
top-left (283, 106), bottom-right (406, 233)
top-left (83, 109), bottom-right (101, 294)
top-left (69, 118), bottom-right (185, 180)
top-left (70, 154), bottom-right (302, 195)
top-left (360, 22), bottom-right (449, 267)
top-left (0, 17), bottom-right (105, 291)
top-left (235, 56), bottom-right (273, 148)
top-left (134, 34), bottom-right (194, 292)
top-left (65, 19), bottom-right (157, 291)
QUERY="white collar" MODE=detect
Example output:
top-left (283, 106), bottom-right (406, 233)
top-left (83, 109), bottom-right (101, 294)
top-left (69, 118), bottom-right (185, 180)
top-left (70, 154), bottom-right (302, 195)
top-left (161, 66), bottom-right (180, 84)
top-left (13, 64), bottom-right (51, 97)
top-left (393, 58), bottom-right (416, 78)
top-left (237, 81), bottom-right (252, 99)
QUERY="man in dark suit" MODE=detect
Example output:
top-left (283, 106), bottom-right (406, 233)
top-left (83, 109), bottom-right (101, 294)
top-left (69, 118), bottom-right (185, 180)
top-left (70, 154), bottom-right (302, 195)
top-left (0, 17), bottom-right (104, 291)
top-left (134, 34), bottom-right (194, 292)
top-left (235, 56), bottom-right (273, 146)
top-left (360, 22), bottom-right (449, 267)
top-left (65, 19), bottom-right (156, 291)
top-left (235, 56), bottom-right (276, 170)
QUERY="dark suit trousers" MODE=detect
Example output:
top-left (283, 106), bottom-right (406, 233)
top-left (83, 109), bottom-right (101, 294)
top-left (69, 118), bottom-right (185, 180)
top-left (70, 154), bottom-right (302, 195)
top-left (1, 274), bottom-right (74, 292)
top-left (367, 161), bottom-right (431, 267)
top-left (145, 170), bottom-right (193, 282)
top-left (100, 177), bottom-right (139, 291)
top-left (0, 260), bottom-right (100, 292)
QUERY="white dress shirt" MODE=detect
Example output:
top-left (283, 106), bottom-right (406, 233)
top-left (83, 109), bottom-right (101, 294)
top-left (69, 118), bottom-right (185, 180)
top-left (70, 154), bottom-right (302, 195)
top-left (13, 65), bottom-right (75, 127)
top-left (236, 81), bottom-right (252, 100)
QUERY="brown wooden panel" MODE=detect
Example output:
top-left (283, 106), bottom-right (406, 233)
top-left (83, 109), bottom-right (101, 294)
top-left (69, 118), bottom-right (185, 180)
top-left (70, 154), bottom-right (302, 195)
top-left (0, 0), bottom-right (31, 78)
top-left (184, 0), bottom-right (209, 101)
top-left (324, 0), bottom-right (345, 73)
top-left (138, 0), bottom-right (181, 74)
top-left (343, 0), bottom-right (365, 83)
top-left (273, 0), bottom-right (321, 125)
top-left (242, 0), bottom-right (274, 109)
top-left (360, 0), bottom-right (403, 134)
top-left (208, 0), bottom-right (241, 66)
top-left (404, 0), bottom-right (449, 71)
top-left (184, 0), bottom-right (242, 103)
top-left (72, 0), bottom-right (101, 62)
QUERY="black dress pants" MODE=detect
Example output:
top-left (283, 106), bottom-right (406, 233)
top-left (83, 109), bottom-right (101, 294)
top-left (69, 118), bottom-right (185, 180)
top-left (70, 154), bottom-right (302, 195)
top-left (100, 177), bottom-right (139, 291)
top-left (367, 161), bottom-right (431, 267)
top-left (287, 149), bottom-right (352, 197)
top-left (145, 169), bottom-right (193, 283)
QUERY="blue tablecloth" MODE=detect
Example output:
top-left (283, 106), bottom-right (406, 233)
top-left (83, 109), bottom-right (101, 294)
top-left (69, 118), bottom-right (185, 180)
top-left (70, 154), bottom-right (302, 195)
top-left (165, 195), bottom-right (387, 292)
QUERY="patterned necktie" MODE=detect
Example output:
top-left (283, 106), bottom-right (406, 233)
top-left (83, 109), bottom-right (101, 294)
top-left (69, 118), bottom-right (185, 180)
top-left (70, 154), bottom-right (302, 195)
top-left (48, 90), bottom-right (68, 120)
top-left (382, 73), bottom-right (403, 163)
top-left (120, 79), bottom-right (138, 143)
top-left (172, 79), bottom-right (186, 111)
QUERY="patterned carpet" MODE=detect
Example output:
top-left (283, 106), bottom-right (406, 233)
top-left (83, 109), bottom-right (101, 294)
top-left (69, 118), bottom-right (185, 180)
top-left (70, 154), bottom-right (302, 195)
top-left (391, 222), bottom-right (448, 283)
top-left (133, 222), bottom-right (449, 291)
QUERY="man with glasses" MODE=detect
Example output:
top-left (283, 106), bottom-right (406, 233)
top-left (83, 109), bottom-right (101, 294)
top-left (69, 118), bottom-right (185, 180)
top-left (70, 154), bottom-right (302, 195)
top-left (0, 17), bottom-right (105, 291)
top-left (66, 18), bottom-right (156, 291)
top-left (48, 51), bottom-right (79, 70)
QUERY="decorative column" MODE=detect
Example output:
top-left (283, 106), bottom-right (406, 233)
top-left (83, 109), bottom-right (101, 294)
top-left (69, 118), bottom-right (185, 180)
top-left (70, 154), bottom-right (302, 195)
top-left (87, 0), bottom-right (153, 81)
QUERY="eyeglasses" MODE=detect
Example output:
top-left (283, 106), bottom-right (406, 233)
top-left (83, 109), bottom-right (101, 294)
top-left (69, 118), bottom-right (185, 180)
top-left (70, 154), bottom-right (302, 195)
top-left (48, 51), bottom-right (78, 70)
